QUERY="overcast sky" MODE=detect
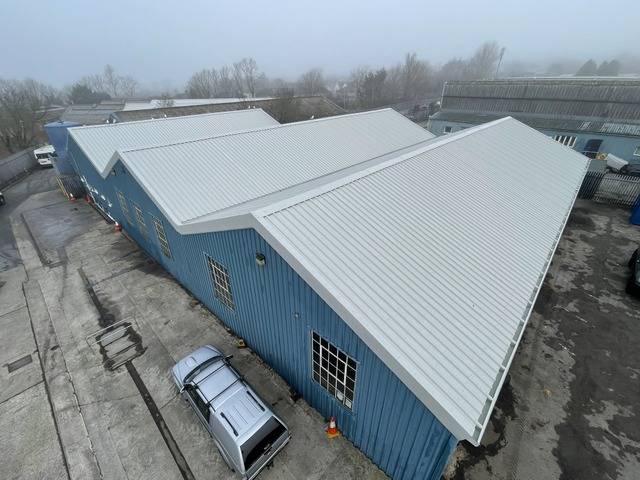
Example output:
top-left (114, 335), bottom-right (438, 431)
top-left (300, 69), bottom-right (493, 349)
top-left (2, 0), bottom-right (638, 89)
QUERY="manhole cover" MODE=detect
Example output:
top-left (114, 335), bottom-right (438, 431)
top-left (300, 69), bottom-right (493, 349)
top-left (6, 354), bottom-right (33, 373)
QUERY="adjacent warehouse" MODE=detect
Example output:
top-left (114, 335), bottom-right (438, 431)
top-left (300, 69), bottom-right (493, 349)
top-left (64, 110), bottom-right (587, 480)
top-left (428, 78), bottom-right (640, 167)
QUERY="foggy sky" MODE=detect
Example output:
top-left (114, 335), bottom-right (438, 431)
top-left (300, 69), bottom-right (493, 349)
top-left (2, 0), bottom-right (638, 89)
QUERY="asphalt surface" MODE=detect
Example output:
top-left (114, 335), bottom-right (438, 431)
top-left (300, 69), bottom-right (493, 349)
top-left (0, 168), bottom-right (58, 272)
top-left (446, 200), bottom-right (640, 480)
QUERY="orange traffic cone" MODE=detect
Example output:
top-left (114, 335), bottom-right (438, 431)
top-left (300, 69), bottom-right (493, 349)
top-left (114, 222), bottom-right (122, 233)
top-left (326, 416), bottom-right (339, 439)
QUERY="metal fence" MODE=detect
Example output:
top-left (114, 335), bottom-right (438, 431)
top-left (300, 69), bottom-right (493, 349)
top-left (578, 171), bottom-right (640, 207)
top-left (0, 149), bottom-right (37, 188)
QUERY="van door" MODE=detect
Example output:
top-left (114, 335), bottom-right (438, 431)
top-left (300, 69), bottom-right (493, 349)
top-left (184, 385), bottom-right (211, 431)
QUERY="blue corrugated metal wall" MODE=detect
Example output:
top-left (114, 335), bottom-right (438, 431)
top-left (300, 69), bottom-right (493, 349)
top-left (67, 138), bottom-right (117, 213)
top-left (44, 122), bottom-right (81, 175)
top-left (71, 150), bottom-right (458, 479)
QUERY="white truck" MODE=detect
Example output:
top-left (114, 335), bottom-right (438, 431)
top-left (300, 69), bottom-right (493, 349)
top-left (33, 145), bottom-right (56, 167)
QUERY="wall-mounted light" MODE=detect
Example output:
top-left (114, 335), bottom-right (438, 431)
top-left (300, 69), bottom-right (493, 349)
top-left (255, 252), bottom-right (266, 267)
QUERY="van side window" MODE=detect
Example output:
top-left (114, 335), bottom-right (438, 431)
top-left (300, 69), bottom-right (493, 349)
top-left (188, 387), bottom-right (210, 422)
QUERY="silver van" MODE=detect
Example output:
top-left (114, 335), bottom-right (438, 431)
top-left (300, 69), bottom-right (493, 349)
top-left (172, 345), bottom-right (290, 479)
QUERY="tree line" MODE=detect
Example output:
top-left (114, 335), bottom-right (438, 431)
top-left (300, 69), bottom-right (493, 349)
top-left (0, 44), bottom-right (635, 153)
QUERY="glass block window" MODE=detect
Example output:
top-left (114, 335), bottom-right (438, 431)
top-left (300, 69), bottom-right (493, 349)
top-left (116, 191), bottom-right (132, 224)
top-left (311, 331), bottom-right (357, 410)
top-left (133, 204), bottom-right (147, 239)
top-left (152, 216), bottom-right (171, 258)
top-left (206, 255), bottom-right (235, 310)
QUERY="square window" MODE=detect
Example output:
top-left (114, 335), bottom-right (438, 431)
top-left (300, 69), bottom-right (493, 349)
top-left (152, 216), bottom-right (171, 258)
top-left (133, 204), bottom-right (147, 239)
top-left (311, 331), bottom-right (357, 410)
top-left (116, 191), bottom-right (132, 225)
top-left (205, 255), bottom-right (235, 310)
top-left (444, 126), bottom-right (452, 133)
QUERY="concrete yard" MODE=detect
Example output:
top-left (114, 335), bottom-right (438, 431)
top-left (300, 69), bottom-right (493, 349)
top-left (1, 170), bottom-right (639, 480)
top-left (0, 169), bottom-right (386, 480)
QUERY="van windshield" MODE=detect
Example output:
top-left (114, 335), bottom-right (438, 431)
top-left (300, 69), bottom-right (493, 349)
top-left (241, 417), bottom-right (286, 471)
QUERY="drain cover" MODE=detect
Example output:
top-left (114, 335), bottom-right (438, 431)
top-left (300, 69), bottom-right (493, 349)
top-left (87, 319), bottom-right (145, 370)
top-left (7, 354), bottom-right (33, 373)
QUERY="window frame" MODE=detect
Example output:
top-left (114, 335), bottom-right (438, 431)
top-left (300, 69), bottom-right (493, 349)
top-left (310, 331), bottom-right (357, 410)
top-left (634, 146), bottom-right (640, 157)
top-left (443, 125), bottom-right (453, 134)
top-left (205, 254), bottom-right (235, 310)
top-left (152, 215), bottom-right (171, 258)
top-left (186, 386), bottom-right (211, 423)
top-left (133, 203), bottom-right (147, 239)
top-left (116, 190), bottom-right (133, 224)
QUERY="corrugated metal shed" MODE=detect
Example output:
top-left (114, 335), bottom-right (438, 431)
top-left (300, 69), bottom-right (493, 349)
top-left (251, 118), bottom-right (588, 444)
top-left (122, 97), bottom-right (273, 111)
top-left (68, 109), bottom-right (279, 175)
top-left (430, 110), bottom-right (640, 137)
top-left (441, 78), bottom-right (640, 121)
top-left (116, 109), bottom-right (435, 228)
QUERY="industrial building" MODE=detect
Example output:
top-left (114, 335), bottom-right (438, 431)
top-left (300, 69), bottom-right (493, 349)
top-left (52, 109), bottom-right (587, 480)
top-left (428, 78), bottom-right (640, 167)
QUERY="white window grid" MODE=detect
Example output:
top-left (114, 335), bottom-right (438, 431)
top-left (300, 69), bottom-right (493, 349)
top-left (553, 134), bottom-right (577, 148)
top-left (133, 204), bottom-right (147, 239)
top-left (311, 331), bottom-right (357, 410)
top-left (152, 216), bottom-right (171, 258)
top-left (116, 191), bottom-right (132, 224)
top-left (206, 255), bottom-right (235, 310)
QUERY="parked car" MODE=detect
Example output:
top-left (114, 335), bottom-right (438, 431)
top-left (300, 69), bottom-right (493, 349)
top-left (172, 345), bottom-right (290, 479)
top-left (626, 248), bottom-right (640, 296)
top-left (33, 145), bottom-right (56, 168)
top-left (0, 191), bottom-right (4, 206)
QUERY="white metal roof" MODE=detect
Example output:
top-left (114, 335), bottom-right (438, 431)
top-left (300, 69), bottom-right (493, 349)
top-left (116, 109), bottom-right (435, 228)
top-left (67, 109), bottom-right (278, 175)
top-left (98, 112), bottom-right (587, 445)
top-left (252, 118), bottom-right (588, 444)
top-left (122, 98), bottom-right (274, 111)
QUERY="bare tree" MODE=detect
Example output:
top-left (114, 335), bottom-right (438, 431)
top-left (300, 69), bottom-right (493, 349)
top-left (120, 76), bottom-right (138, 97)
top-left (156, 94), bottom-right (175, 108)
top-left (185, 69), bottom-right (219, 98)
top-left (218, 66), bottom-right (235, 97)
top-left (103, 64), bottom-right (121, 97)
top-left (468, 42), bottom-right (502, 79)
top-left (0, 78), bottom-right (54, 152)
top-left (401, 53), bottom-right (432, 99)
top-left (299, 68), bottom-right (325, 95)
top-left (233, 58), bottom-right (259, 98)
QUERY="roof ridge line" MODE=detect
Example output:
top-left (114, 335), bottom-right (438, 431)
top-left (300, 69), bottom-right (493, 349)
top-left (253, 117), bottom-right (513, 219)
top-left (116, 108), bottom-right (396, 156)
top-left (68, 107), bottom-right (270, 131)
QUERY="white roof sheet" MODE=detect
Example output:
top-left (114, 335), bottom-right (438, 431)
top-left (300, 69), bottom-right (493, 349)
top-left (253, 118), bottom-right (588, 444)
top-left (98, 111), bottom-right (586, 445)
top-left (117, 109), bottom-right (435, 227)
top-left (68, 109), bottom-right (278, 175)
top-left (122, 98), bottom-right (273, 111)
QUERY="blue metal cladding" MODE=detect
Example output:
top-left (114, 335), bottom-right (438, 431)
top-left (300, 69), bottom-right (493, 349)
top-left (67, 137), bottom-right (118, 213)
top-left (103, 159), bottom-right (458, 480)
top-left (44, 121), bottom-right (81, 175)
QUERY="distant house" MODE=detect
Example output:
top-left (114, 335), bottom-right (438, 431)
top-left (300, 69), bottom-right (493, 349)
top-left (427, 78), bottom-right (640, 168)
top-left (58, 109), bottom-right (587, 480)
